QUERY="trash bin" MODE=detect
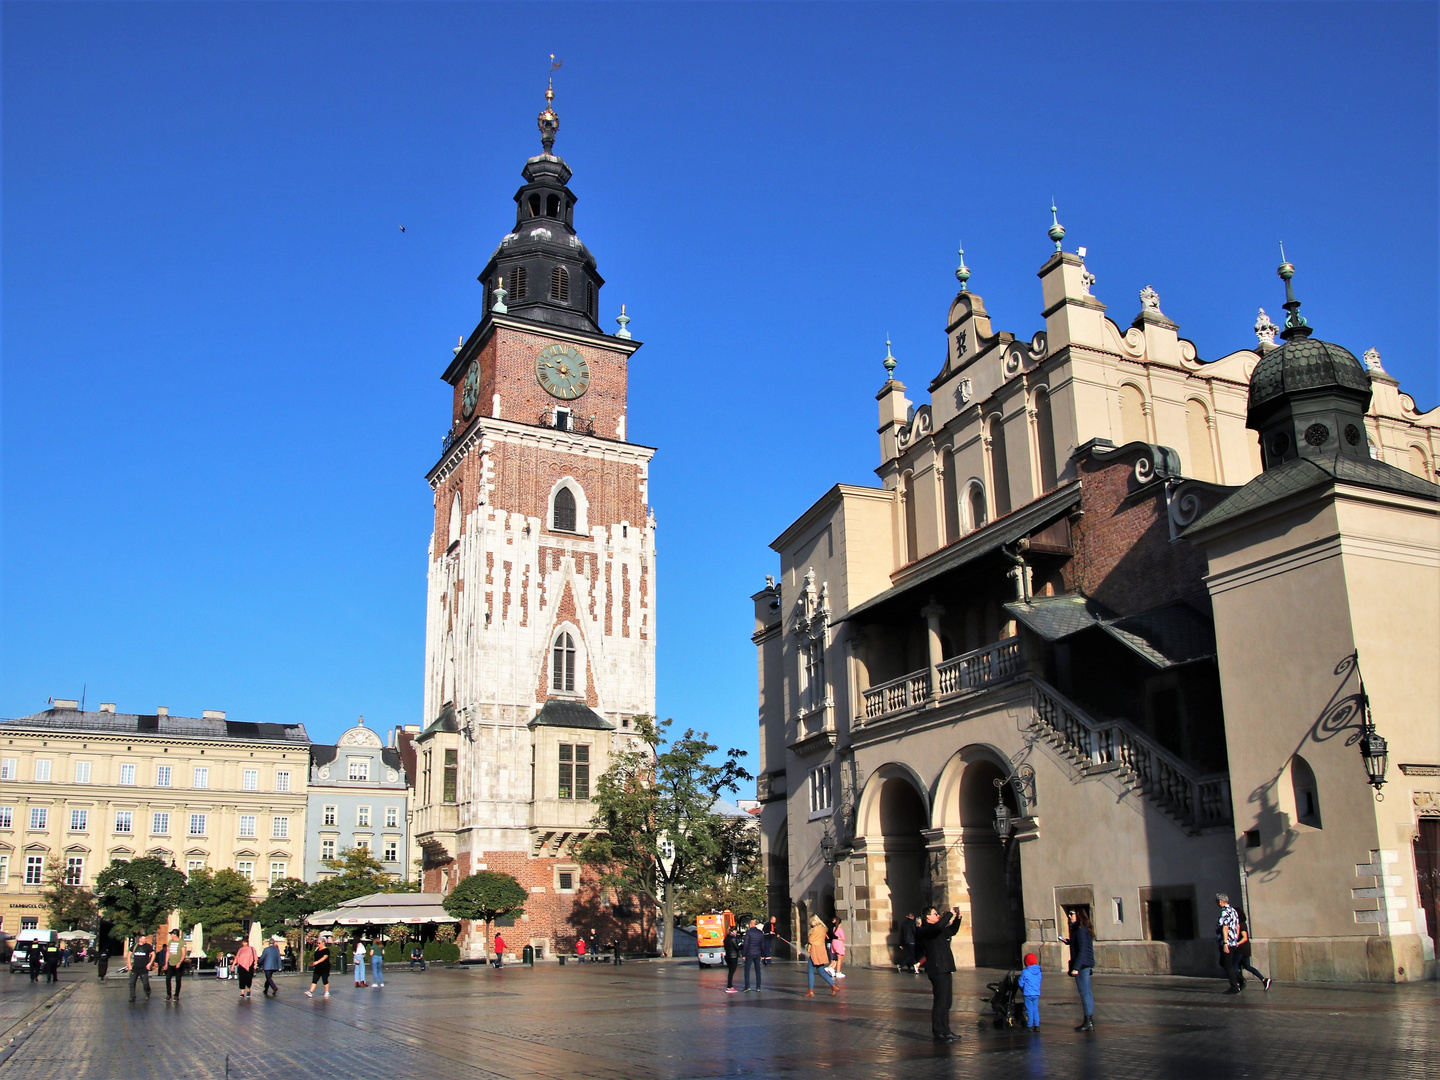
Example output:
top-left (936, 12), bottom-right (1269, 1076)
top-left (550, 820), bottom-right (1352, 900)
top-left (522, 944), bottom-right (534, 967)
top-left (558, 954), bottom-right (567, 966)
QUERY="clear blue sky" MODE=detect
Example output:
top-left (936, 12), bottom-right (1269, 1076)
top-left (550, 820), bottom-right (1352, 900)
top-left (3, 3), bottom-right (1436, 761)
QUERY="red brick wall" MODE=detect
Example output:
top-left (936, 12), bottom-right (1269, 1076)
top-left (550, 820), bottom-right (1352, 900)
top-left (1067, 452), bottom-right (1211, 616)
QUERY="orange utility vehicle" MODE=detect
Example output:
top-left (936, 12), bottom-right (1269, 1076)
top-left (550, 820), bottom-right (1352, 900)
top-left (695, 910), bottom-right (735, 967)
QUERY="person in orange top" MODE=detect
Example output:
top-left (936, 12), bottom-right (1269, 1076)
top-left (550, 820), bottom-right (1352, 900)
top-left (233, 941), bottom-right (258, 999)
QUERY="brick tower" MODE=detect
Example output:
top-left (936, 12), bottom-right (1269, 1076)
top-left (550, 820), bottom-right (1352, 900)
top-left (413, 79), bottom-right (656, 959)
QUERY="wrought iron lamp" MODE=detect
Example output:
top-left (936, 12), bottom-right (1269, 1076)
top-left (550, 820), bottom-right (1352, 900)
top-left (1358, 684), bottom-right (1388, 792)
top-left (992, 797), bottom-right (1013, 843)
top-left (819, 829), bottom-right (837, 866)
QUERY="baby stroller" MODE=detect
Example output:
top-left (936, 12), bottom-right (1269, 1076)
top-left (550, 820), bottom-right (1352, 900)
top-left (981, 968), bottom-right (1026, 1029)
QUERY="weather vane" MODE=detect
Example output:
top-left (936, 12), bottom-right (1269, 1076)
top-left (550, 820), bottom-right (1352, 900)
top-left (539, 55), bottom-right (563, 154)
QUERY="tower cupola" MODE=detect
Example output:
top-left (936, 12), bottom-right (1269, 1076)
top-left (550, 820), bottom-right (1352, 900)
top-left (477, 74), bottom-right (604, 333)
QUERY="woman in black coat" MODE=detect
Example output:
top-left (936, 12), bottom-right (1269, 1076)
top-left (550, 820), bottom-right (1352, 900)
top-left (721, 926), bottom-right (741, 992)
top-left (1060, 906), bottom-right (1097, 1031)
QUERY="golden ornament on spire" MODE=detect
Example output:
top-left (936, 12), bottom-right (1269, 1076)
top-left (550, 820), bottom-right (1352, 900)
top-left (538, 54), bottom-right (562, 154)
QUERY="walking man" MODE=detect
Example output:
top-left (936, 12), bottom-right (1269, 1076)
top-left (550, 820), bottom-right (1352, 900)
top-left (42, 941), bottom-right (61, 983)
top-left (1233, 908), bottom-right (1271, 990)
top-left (128, 935), bottom-right (155, 1002)
top-left (96, 944), bottom-right (109, 982)
top-left (160, 929), bottom-right (189, 1001)
top-left (492, 931), bottom-right (505, 969)
top-left (916, 906), bottom-right (963, 1043)
top-left (1215, 893), bottom-right (1241, 994)
top-left (741, 918), bottom-right (765, 992)
top-left (259, 936), bottom-right (283, 996)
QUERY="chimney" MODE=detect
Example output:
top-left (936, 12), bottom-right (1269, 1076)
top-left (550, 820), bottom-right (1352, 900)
top-left (53, 699), bottom-right (80, 710)
top-left (156, 706), bottom-right (169, 716)
top-left (99, 703), bottom-right (116, 713)
top-left (202, 710), bottom-right (226, 720)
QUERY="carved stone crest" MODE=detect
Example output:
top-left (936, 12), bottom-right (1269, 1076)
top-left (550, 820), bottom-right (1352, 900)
top-left (958, 378), bottom-right (973, 405)
top-left (1139, 285), bottom-right (1161, 313)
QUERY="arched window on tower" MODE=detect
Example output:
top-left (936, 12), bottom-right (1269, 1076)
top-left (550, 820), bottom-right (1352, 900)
top-left (448, 492), bottom-right (462, 548)
top-left (967, 482), bottom-right (988, 533)
top-left (901, 471), bottom-right (918, 564)
top-left (1186, 399), bottom-right (1218, 482)
top-left (940, 449), bottom-right (960, 545)
top-left (551, 266), bottom-right (569, 303)
top-left (1290, 754), bottom-right (1322, 828)
top-left (987, 415), bottom-right (1012, 518)
top-left (528, 194), bottom-right (541, 217)
top-left (511, 265), bottom-right (528, 299)
top-left (1034, 387), bottom-right (1059, 492)
top-left (552, 486), bottom-right (577, 532)
top-left (551, 631), bottom-right (576, 693)
top-left (546, 194), bottom-right (560, 218)
top-left (588, 281), bottom-right (596, 318)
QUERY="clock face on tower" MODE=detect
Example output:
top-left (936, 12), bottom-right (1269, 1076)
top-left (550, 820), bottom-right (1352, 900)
top-left (461, 361), bottom-right (480, 419)
top-left (536, 344), bottom-right (590, 401)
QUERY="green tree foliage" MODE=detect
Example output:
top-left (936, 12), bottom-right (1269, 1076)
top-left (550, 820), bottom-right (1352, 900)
top-left (94, 856), bottom-right (187, 938)
top-left (179, 868), bottom-right (256, 940)
top-left (576, 717), bottom-right (750, 956)
top-left (675, 813), bottom-right (767, 925)
top-left (40, 861), bottom-right (99, 931)
top-left (252, 878), bottom-right (312, 934)
top-left (441, 871), bottom-right (526, 958)
top-left (306, 846), bottom-right (409, 914)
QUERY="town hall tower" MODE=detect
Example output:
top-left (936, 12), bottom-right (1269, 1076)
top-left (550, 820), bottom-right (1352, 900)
top-left (413, 82), bottom-right (656, 957)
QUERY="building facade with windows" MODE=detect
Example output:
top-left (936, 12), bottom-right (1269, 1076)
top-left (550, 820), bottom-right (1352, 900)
top-left (305, 719), bottom-right (412, 882)
top-left (755, 226), bottom-right (1438, 983)
top-left (411, 92), bottom-right (654, 959)
top-left (0, 703), bottom-right (310, 932)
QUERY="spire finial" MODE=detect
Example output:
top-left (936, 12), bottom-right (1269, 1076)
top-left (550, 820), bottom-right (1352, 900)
top-left (615, 304), bottom-right (632, 340)
top-left (883, 336), bottom-right (897, 379)
top-left (538, 55), bottom-right (562, 154)
top-left (1048, 201), bottom-right (1066, 252)
top-left (493, 276), bottom-right (509, 314)
top-left (1276, 242), bottom-right (1310, 338)
top-left (955, 242), bottom-right (970, 291)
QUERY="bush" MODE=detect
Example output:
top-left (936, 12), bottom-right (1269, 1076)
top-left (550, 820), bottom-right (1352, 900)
top-left (383, 941), bottom-right (405, 964)
top-left (421, 940), bottom-right (459, 964)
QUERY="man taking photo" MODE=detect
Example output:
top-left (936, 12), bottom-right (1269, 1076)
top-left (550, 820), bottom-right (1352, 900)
top-left (916, 906), bottom-right (963, 1043)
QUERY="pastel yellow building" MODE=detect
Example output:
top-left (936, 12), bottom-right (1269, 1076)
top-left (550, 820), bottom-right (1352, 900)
top-left (0, 702), bottom-right (310, 932)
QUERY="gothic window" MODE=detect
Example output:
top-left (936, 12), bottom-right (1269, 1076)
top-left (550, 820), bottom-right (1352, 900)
top-left (552, 631), bottom-right (576, 693)
top-left (552, 486), bottom-right (577, 532)
top-left (512, 265), bottom-right (528, 299)
top-left (940, 448), bottom-right (960, 544)
top-left (1186, 399), bottom-right (1217, 482)
top-left (551, 265), bottom-right (570, 303)
top-left (801, 638), bottom-right (826, 713)
top-left (987, 415), bottom-right (1012, 517)
top-left (448, 492), bottom-right (462, 548)
top-left (1291, 755), bottom-right (1321, 828)
top-left (1034, 387), bottom-right (1059, 492)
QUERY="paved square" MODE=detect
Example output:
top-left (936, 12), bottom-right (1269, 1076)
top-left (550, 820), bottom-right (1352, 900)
top-left (0, 960), bottom-right (1434, 1080)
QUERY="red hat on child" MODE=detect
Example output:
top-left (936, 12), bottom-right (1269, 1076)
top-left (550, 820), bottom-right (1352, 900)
top-left (1024, 953), bottom-right (1039, 966)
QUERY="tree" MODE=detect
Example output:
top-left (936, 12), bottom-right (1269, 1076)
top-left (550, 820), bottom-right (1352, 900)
top-left (94, 857), bottom-right (187, 938)
top-left (576, 716), bottom-right (750, 956)
top-left (306, 846), bottom-right (408, 915)
top-left (675, 813), bottom-right (767, 925)
top-left (179, 868), bottom-right (255, 941)
top-left (252, 877), bottom-right (312, 934)
top-left (40, 862), bottom-right (99, 931)
top-left (441, 871), bottom-right (526, 958)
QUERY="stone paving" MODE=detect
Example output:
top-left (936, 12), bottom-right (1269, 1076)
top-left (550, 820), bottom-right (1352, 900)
top-left (0, 958), bottom-right (1434, 1080)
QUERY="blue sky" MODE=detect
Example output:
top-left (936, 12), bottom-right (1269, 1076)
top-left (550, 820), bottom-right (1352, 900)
top-left (3, 2), bottom-right (1436, 762)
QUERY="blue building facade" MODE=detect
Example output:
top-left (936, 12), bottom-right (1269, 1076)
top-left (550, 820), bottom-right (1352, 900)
top-left (305, 719), bottom-right (411, 883)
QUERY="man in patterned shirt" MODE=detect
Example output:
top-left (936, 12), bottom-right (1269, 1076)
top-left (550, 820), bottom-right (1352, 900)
top-left (1215, 893), bottom-right (1242, 994)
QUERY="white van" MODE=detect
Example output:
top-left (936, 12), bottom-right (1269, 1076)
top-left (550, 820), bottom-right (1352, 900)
top-left (9, 929), bottom-right (57, 974)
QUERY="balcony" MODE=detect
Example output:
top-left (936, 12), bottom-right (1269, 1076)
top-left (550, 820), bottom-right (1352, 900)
top-left (861, 637), bottom-right (1022, 722)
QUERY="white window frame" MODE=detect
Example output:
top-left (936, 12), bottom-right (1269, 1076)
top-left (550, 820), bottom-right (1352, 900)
top-left (74, 761), bottom-right (92, 784)
top-left (193, 767), bottom-right (209, 789)
top-left (275, 770), bottom-right (291, 793)
top-left (69, 809), bottom-right (88, 832)
top-left (385, 806), bottom-right (399, 829)
top-left (114, 810), bottom-right (134, 834)
top-left (269, 861), bottom-right (286, 885)
top-left (155, 764), bottom-right (172, 787)
top-left (354, 837), bottom-right (371, 851)
top-left (321, 838), bottom-right (335, 861)
top-left (25, 855), bottom-right (44, 885)
top-left (238, 815), bottom-right (257, 839)
top-left (0, 854), bottom-right (8, 884)
top-left (152, 812), bottom-right (170, 835)
top-left (34, 759), bottom-right (52, 782)
top-left (323, 805), bottom-right (337, 827)
top-left (119, 763), bottom-right (136, 786)
top-left (29, 807), bottom-right (48, 830)
top-left (271, 816), bottom-right (289, 839)
top-left (808, 763), bottom-right (834, 818)
top-left (0, 758), bottom-right (16, 781)
top-left (236, 860), bottom-right (254, 882)
top-left (0, 806), bottom-right (12, 829)
top-left (547, 477), bottom-right (589, 534)
top-left (357, 806), bottom-right (371, 828)
top-left (188, 813), bottom-right (207, 837)
top-left (348, 758), bottom-right (370, 782)
top-left (65, 856), bottom-right (84, 886)
top-left (382, 839), bottom-right (398, 863)
top-left (242, 769), bottom-right (258, 791)
top-left (187, 859), bottom-right (206, 876)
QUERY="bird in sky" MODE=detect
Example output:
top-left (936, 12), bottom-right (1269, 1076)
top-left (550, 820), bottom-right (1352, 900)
top-left (399, 225), bottom-right (406, 233)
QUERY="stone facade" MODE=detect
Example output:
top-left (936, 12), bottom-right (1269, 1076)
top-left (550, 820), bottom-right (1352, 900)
top-left (755, 227), bottom-right (1439, 982)
top-left (0, 703), bottom-right (310, 933)
top-left (412, 114), bottom-right (655, 959)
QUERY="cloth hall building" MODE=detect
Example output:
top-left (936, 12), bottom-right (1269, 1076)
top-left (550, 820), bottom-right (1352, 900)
top-left (754, 224), bottom-right (1439, 983)
top-left (411, 88), bottom-right (655, 959)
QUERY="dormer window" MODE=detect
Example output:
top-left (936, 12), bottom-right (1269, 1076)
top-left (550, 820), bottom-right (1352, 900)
top-left (551, 266), bottom-right (569, 303)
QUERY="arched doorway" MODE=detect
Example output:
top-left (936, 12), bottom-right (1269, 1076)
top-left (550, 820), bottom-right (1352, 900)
top-left (959, 759), bottom-right (1026, 967)
top-left (855, 767), bottom-right (931, 966)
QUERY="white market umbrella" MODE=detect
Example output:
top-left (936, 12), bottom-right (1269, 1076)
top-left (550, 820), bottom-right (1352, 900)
top-left (191, 923), bottom-right (204, 959)
top-left (248, 922), bottom-right (263, 950)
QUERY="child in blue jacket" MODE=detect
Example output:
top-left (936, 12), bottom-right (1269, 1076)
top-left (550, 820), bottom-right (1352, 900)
top-left (1018, 952), bottom-right (1042, 1029)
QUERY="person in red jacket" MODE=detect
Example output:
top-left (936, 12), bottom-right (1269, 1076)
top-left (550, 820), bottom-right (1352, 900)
top-left (491, 931), bottom-right (505, 969)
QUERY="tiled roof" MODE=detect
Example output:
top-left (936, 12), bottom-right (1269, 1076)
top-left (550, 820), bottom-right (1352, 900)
top-left (1005, 596), bottom-right (1215, 669)
top-left (1249, 336), bottom-right (1372, 410)
top-left (0, 707), bottom-right (308, 744)
top-left (527, 699), bottom-right (614, 730)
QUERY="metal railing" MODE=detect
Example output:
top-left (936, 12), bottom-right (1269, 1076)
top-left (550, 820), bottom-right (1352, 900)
top-left (1031, 681), bottom-right (1231, 829)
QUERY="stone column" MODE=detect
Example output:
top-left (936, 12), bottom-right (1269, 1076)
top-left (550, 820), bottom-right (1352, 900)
top-left (924, 826), bottom-right (975, 968)
top-left (922, 600), bottom-right (945, 702)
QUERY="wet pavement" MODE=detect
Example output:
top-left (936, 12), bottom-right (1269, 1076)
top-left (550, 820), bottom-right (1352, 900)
top-left (0, 958), bottom-right (1434, 1079)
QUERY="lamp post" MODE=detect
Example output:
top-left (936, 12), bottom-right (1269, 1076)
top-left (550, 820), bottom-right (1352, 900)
top-left (1356, 673), bottom-right (1388, 796)
top-left (819, 829), bottom-right (837, 867)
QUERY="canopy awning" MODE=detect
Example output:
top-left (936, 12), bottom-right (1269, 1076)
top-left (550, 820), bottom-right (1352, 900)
top-left (303, 891), bottom-right (458, 927)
